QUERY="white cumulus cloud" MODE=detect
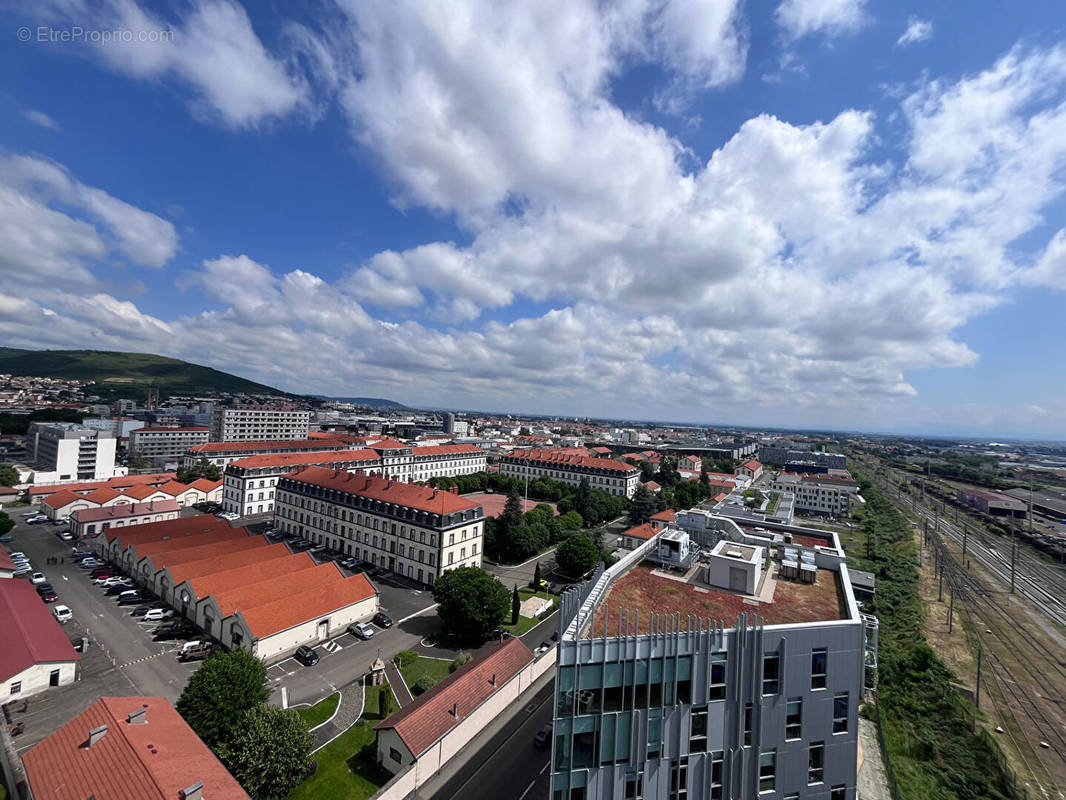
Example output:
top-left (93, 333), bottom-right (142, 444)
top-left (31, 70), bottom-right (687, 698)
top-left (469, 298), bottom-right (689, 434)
top-left (896, 16), bottom-right (933, 47)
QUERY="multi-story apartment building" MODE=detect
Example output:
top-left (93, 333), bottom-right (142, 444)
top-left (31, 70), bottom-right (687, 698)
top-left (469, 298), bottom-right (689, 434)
top-left (768, 473), bottom-right (859, 518)
top-left (129, 426), bottom-right (210, 466)
top-left (761, 446), bottom-right (847, 470)
top-left (223, 448), bottom-right (381, 516)
top-left (500, 449), bottom-right (640, 498)
top-left (273, 466), bottom-right (486, 586)
top-left (183, 438), bottom-right (350, 469)
top-left (551, 524), bottom-right (870, 800)
top-left (209, 403), bottom-right (311, 442)
top-left (28, 422), bottom-right (118, 482)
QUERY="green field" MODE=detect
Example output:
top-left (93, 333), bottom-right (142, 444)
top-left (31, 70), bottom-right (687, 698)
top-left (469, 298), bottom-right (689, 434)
top-left (287, 686), bottom-right (393, 800)
top-left (399, 656), bottom-right (452, 693)
top-left (295, 692), bottom-right (340, 730)
top-left (0, 347), bottom-right (285, 401)
top-left (502, 589), bottom-right (557, 636)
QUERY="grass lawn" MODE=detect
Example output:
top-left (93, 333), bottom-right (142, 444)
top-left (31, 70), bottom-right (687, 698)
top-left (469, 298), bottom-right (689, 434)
top-left (399, 655), bottom-right (452, 693)
top-left (295, 692), bottom-right (340, 730)
top-left (501, 589), bottom-right (557, 636)
top-left (288, 686), bottom-right (394, 800)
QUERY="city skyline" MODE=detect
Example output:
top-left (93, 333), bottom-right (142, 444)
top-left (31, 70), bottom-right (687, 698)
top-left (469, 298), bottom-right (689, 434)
top-left (2, 1), bottom-right (1065, 439)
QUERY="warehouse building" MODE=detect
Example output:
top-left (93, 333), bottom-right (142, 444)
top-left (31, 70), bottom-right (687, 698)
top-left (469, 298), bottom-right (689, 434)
top-left (0, 579), bottom-right (80, 700)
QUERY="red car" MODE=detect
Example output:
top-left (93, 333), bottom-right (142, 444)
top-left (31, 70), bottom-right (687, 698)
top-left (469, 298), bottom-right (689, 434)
top-left (39, 589), bottom-right (58, 602)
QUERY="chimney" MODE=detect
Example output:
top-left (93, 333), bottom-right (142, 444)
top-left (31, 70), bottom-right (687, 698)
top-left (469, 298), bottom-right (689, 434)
top-left (450, 703), bottom-right (459, 719)
top-left (87, 724), bottom-right (108, 747)
top-left (127, 706), bottom-right (147, 725)
top-left (179, 782), bottom-right (204, 800)
top-left (490, 673), bottom-right (497, 686)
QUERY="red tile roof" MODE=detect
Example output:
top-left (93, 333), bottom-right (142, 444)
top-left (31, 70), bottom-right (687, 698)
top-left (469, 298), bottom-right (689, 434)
top-left (591, 446), bottom-right (613, 454)
top-left (120, 484), bottom-right (169, 501)
top-left (165, 543), bottom-right (294, 585)
top-left (0, 579), bottom-right (79, 682)
top-left (650, 509), bottom-right (676, 522)
top-left (212, 562), bottom-right (347, 618)
top-left (623, 522), bottom-right (657, 541)
top-left (375, 639), bottom-right (533, 757)
top-left (142, 537), bottom-right (268, 570)
top-left (155, 480), bottom-right (190, 496)
top-left (742, 460), bottom-right (762, 470)
top-left (188, 439), bottom-right (346, 454)
top-left (366, 438), bottom-right (409, 450)
top-left (132, 528), bottom-right (249, 560)
top-left (409, 444), bottom-right (484, 457)
top-left (82, 487), bottom-right (122, 504)
top-left (503, 448), bottom-right (637, 474)
top-left (73, 499), bottom-right (181, 523)
top-left (104, 516), bottom-right (233, 548)
top-left (642, 481), bottom-right (662, 491)
top-left (41, 489), bottom-right (84, 509)
top-left (28, 473), bottom-right (177, 497)
top-left (237, 572), bottom-right (377, 638)
top-left (22, 696), bottom-right (249, 800)
top-left (188, 478), bottom-right (222, 492)
top-left (184, 552), bottom-right (318, 601)
top-left (284, 466), bottom-right (483, 515)
top-left (227, 448), bottom-right (380, 470)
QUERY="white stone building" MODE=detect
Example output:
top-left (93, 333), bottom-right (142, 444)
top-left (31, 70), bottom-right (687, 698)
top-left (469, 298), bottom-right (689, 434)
top-left (499, 448), bottom-right (640, 498)
top-left (28, 422), bottom-right (119, 482)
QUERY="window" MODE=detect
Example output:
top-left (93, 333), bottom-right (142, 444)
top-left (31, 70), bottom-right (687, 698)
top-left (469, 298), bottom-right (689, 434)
top-left (763, 652), bottom-right (780, 694)
top-left (390, 747), bottom-right (403, 763)
top-left (9, 681), bottom-right (21, 695)
top-left (833, 692), bottom-right (849, 734)
top-left (624, 775), bottom-right (642, 799)
top-left (786, 698), bottom-right (802, 739)
top-left (448, 552), bottom-right (454, 565)
top-left (830, 787), bottom-right (846, 800)
top-left (811, 647), bottom-right (828, 690)
top-left (709, 652), bottom-right (727, 700)
top-left (759, 749), bottom-right (776, 793)
top-left (809, 741), bottom-right (824, 784)
top-left (460, 547), bottom-right (466, 560)
top-left (710, 751), bottom-right (723, 800)
top-left (449, 533), bottom-right (455, 545)
top-left (690, 707), bottom-right (707, 749)
top-left (743, 703), bottom-right (753, 746)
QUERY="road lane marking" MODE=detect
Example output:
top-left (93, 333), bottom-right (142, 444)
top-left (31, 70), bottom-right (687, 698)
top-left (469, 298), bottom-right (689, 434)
top-left (519, 780), bottom-right (536, 800)
top-left (397, 603), bottom-right (438, 624)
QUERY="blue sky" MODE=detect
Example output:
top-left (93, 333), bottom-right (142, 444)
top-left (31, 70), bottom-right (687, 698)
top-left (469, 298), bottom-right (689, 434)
top-left (1, 0), bottom-right (1065, 438)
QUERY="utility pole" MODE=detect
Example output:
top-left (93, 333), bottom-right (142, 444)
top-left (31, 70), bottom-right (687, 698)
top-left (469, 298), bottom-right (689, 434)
top-left (938, 551), bottom-right (944, 602)
top-left (975, 645), bottom-right (982, 708)
top-left (1010, 535), bottom-right (1017, 595)
top-left (948, 585), bottom-right (954, 633)
top-left (1029, 481), bottom-right (1034, 535)
top-left (962, 525), bottom-right (968, 561)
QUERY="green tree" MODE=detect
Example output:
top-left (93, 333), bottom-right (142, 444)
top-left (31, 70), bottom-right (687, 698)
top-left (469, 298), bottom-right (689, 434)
top-left (518, 426), bottom-right (531, 436)
top-left (176, 456), bottom-right (222, 484)
top-left (126, 453), bottom-right (150, 472)
top-left (558, 510), bottom-right (584, 530)
top-left (511, 585), bottom-right (521, 625)
top-left (378, 681), bottom-right (395, 718)
top-left (628, 484), bottom-right (657, 525)
top-left (639, 461), bottom-right (656, 482)
top-left (531, 561), bottom-right (542, 590)
top-left (218, 704), bottom-right (312, 800)
top-left (176, 649), bottom-right (269, 750)
top-left (556, 534), bottom-right (599, 577)
top-left (0, 464), bottom-right (20, 487)
top-left (432, 566), bottom-right (510, 644)
top-left (498, 486), bottom-right (524, 539)
top-left (655, 459), bottom-right (680, 488)
top-left (574, 477), bottom-right (593, 523)
top-left (0, 511), bottom-right (13, 536)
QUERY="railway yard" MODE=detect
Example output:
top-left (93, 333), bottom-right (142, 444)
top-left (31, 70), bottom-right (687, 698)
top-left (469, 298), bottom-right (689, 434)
top-left (858, 456), bottom-right (1066, 799)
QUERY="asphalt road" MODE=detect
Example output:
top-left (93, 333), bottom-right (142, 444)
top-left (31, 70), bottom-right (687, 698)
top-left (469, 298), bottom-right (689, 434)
top-left (427, 676), bottom-right (555, 800)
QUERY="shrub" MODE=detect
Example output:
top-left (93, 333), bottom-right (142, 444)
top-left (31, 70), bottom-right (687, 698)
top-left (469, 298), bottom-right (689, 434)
top-left (394, 650), bottom-right (418, 668)
top-left (449, 651), bottom-right (472, 673)
top-left (412, 676), bottom-right (436, 696)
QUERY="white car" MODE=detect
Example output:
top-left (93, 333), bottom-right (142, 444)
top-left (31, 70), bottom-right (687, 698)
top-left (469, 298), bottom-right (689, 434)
top-left (59, 532), bottom-right (73, 541)
top-left (9, 552), bottom-right (26, 560)
top-left (348, 621), bottom-right (374, 640)
top-left (102, 576), bottom-right (129, 587)
top-left (52, 605), bottom-right (73, 623)
top-left (30, 572), bottom-right (47, 584)
top-left (143, 608), bottom-right (175, 622)
top-left (26, 514), bottom-right (48, 523)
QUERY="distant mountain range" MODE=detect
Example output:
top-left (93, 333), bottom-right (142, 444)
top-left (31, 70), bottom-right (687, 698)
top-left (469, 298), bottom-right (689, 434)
top-left (324, 396), bottom-right (408, 410)
top-left (0, 347), bottom-right (285, 400)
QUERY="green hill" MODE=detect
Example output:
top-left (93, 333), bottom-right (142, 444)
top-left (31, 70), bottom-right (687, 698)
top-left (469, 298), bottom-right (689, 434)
top-left (0, 347), bottom-right (286, 400)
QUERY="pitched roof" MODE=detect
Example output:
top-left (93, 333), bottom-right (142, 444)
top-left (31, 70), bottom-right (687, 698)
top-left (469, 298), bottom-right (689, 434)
top-left (82, 487), bottom-right (122, 504)
top-left (0, 579), bottom-right (79, 682)
top-left (27, 473), bottom-right (177, 497)
top-left (184, 551), bottom-right (318, 601)
top-left (642, 481), bottom-right (662, 491)
top-left (591, 446), bottom-right (613, 454)
top-left (227, 448), bottom-right (381, 470)
top-left (142, 537), bottom-right (268, 570)
top-left (623, 522), bottom-right (657, 541)
top-left (238, 572), bottom-right (377, 638)
top-left (366, 438), bottom-right (409, 450)
top-left (211, 562), bottom-right (346, 618)
top-left (104, 516), bottom-right (233, 548)
top-left (165, 542), bottom-right (294, 585)
top-left (409, 444), bottom-right (484, 456)
top-left (649, 509), bottom-right (676, 522)
top-left (375, 639), bottom-right (533, 757)
top-left (41, 489), bottom-right (84, 510)
top-left (188, 478), bottom-right (222, 492)
top-left (283, 466), bottom-right (483, 515)
top-left (742, 459), bottom-right (762, 470)
top-left (21, 696), bottom-right (249, 800)
top-left (503, 448), bottom-right (637, 474)
top-left (132, 528), bottom-right (249, 560)
top-left (188, 439), bottom-right (346, 454)
top-left (72, 499), bottom-right (181, 523)
top-left (155, 481), bottom-right (191, 496)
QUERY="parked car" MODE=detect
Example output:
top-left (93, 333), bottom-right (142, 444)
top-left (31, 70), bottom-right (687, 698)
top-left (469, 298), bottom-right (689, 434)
top-left (38, 588), bottom-right (58, 603)
top-left (533, 723), bottom-right (553, 749)
top-left (71, 548), bottom-right (93, 558)
top-left (309, 544), bottom-right (327, 554)
top-left (106, 581), bottom-right (136, 596)
top-left (491, 628), bottom-right (514, 641)
top-left (293, 645), bottom-right (320, 666)
top-left (35, 583), bottom-right (55, 596)
top-left (178, 641), bottom-right (217, 662)
top-left (93, 574), bottom-right (119, 586)
top-left (143, 608), bottom-right (176, 622)
top-left (348, 621), bottom-right (374, 640)
top-left (372, 612), bottom-right (393, 628)
top-left (9, 552), bottom-right (26, 561)
top-left (130, 603), bottom-right (166, 616)
top-left (0, 535), bottom-right (13, 543)
top-left (30, 572), bottom-right (47, 584)
top-left (58, 531), bottom-right (73, 541)
top-left (52, 604), bottom-right (73, 623)
top-left (339, 557), bottom-right (359, 569)
top-left (153, 621), bottom-right (195, 640)
top-left (79, 559), bottom-right (103, 569)
top-left (12, 565), bottom-right (31, 577)
top-left (27, 516), bottom-right (50, 525)
top-left (372, 565), bottom-right (390, 577)
top-left (118, 593), bottom-right (145, 606)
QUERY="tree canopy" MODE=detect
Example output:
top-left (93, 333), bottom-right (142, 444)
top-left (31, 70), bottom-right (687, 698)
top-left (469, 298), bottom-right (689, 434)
top-left (176, 455), bottom-right (222, 484)
top-left (628, 484), bottom-right (658, 525)
top-left (0, 464), bottom-right (20, 487)
top-left (433, 566), bottom-right (510, 644)
top-left (0, 511), bottom-right (13, 536)
top-left (176, 649), bottom-right (270, 750)
top-left (556, 534), bottom-right (600, 578)
top-left (218, 704), bottom-right (313, 800)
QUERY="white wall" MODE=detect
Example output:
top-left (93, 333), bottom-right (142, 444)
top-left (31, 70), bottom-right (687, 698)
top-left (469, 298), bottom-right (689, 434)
top-left (232, 594), bottom-right (378, 660)
top-left (4, 660), bottom-right (77, 701)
